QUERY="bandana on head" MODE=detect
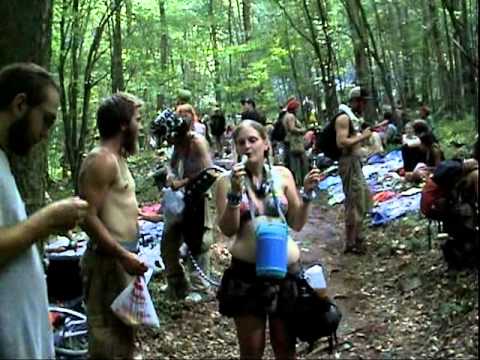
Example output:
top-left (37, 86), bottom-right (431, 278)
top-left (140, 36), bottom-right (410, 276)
top-left (150, 109), bottom-right (188, 147)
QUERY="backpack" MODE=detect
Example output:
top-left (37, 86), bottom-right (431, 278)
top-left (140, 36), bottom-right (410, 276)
top-left (210, 110), bottom-right (226, 137)
top-left (420, 160), bottom-right (464, 221)
top-left (289, 263), bottom-right (342, 353)
top-left (316, 112), bottom-right (351, 161)
top-left (270, 111), bottom-right (287, 142)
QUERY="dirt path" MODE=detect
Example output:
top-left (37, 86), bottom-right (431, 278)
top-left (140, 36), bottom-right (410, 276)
top-left (139, 198), bottom-right (371, 359)
top-left (139, 196), bottom-right (478, 359)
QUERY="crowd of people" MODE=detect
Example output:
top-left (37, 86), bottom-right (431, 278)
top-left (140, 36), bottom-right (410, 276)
top-left (0, 62), bottom-right (477, 359)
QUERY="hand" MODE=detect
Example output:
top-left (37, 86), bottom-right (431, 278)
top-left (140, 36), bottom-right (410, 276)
top-left (43, 197), bottom-right (89, 233)
top-left (120, 252), bottom-right (148, 275)
top-left (230, 162), bottom-right (247, 194)
top-left (171, 178), bottom-right (188, 191)
top-left (362, 128), bottom-right (372, 139)
top-left (303, 168), bottom-right (322, 192)
top-left (166, 174), bottom-right (174, 188)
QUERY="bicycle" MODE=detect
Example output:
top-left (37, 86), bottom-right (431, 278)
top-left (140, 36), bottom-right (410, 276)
top-left (49, 305), bottom-right (88, 358)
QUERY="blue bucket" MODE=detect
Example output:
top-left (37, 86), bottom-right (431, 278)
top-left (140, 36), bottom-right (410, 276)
top-left (255, 218), bottom-right (288, 279)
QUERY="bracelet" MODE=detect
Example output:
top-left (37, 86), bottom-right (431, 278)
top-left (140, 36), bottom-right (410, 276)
top-left (227, 192), bottom-right (242, 207)
top-left (300, 187), bottom-right (315, 203)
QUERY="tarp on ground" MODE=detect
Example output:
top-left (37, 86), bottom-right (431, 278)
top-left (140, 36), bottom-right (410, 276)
top-left (317, 149), bottom-right (423, 225)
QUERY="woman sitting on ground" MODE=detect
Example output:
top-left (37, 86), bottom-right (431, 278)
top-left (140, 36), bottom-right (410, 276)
top-left (215, 120), bottom-right (321, 359)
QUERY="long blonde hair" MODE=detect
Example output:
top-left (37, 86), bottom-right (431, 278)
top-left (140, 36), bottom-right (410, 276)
top-left (176, 103), bottom-right (199, 123)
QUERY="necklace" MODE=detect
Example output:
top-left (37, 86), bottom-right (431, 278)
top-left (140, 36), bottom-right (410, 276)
top-left (246, 166), bottom-right (271, 197)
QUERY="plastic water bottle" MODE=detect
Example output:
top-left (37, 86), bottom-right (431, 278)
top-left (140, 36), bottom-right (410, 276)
top-left (304, 264), bottom-right (329, 299)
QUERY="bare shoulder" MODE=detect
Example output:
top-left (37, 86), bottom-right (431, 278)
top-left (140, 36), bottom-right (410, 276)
top-left (191, 132), bottom-right (209, 148)
top-left (80, 147), bottom-right (118, 185)
top-left (214, 172), bottom-right (231, 196)
top-left (336, 113), bottom-right (349, 124)
top-left (272, 165), bottom-right (294, 182)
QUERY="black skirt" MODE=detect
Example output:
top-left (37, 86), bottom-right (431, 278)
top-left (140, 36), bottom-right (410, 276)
top-left (216, 258), bottom-right (300, 318)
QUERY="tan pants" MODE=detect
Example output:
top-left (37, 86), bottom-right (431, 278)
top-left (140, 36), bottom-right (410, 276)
top-left (339, 154), bottom-right (372, 246)
top-left (81, 249), bottom-right (135, 359)
top-left (161, 193), bottom-right (214, 298)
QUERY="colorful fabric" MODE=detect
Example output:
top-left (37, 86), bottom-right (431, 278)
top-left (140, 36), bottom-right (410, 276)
top-left (372, 191), bottom-right (397, 204)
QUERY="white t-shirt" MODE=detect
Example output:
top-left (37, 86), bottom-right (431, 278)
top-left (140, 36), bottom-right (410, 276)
top-left (0, 149), bottom-right (54, 359)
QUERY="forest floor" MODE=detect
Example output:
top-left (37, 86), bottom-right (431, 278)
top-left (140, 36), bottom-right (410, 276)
top-left (137, 194), bottom-right (478, 359)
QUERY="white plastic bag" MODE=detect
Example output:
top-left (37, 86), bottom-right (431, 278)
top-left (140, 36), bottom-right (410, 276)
top-left (111, 276), bottom-right (160, 328)
top-left (162, 187), bottom-right (185, 222)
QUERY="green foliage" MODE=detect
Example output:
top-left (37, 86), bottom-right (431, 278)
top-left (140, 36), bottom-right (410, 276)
top-left (435, 115), bottom-right (477, 159)
top-left (45, 0), bottom-right (478, 191)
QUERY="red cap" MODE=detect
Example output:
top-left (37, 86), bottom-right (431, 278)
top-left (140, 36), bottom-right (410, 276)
top-left (286, 99), bottom-right (300, 112)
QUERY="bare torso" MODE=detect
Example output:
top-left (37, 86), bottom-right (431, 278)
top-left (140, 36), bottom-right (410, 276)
top-left (82, 148), bottom-right (139, 244)
top-left (221, 167), bottom-right (300, 264)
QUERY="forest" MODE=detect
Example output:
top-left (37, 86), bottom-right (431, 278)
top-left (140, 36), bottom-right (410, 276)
top-left (0, 0), bottom-right (477, 358)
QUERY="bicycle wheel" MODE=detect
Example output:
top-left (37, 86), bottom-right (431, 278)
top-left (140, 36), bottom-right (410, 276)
top-left (49, 306), bottom-right (88, 357)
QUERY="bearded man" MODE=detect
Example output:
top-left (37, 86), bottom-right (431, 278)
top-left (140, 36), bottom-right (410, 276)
top-left (79, 93), bottom-right (148, 358)
top-left (0, 63), bottom-right (88, 358)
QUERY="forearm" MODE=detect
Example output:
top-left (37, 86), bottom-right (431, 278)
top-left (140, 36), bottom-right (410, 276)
top-left (339, 134), bottom-right (365, 149)
top-left (291, 127), bottom-right (305, 135)
top-left (218, 205), bottom-right (241, 237)
top-left (81, 215), bottom-right (130, 259)
top-left (0, 211), bottom-right (52, 266)
top-left (289, 201), bottom-right (311, 231)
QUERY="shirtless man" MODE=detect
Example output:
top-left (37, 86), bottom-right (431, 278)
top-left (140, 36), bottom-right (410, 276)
top-left (335, 86), bottom-right (373, 254)
top-left (79, 93), bottom-right (148, 358)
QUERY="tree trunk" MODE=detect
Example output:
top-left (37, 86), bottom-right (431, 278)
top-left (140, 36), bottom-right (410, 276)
top-left (283, 24), bottom-right (302, 110)
top-left (420, 1), bottom-right (433, 106)
top-left (111, 0), bottom-right (125, 92)
top-left (393, 3), bottom-right (415, 105)
top-left (344, 0), bottom-right (377, 121)
top-left (427, 0), bottom-right (453, 113)
top-left (158, 0), bottom-right (168, 71)
top-left (208, 0), bottom-right (222, 104)
top-left (0, 0), bottom-right (53, 215)
top-left (58, 2), bottom-right (118, 191)
top-left (242, 0), bottom-right (252, 43)
top-left (443, 0), bottom-right (477, 118)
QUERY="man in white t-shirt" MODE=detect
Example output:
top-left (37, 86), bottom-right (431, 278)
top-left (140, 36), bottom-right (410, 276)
top-left (0, 63), bottom-right (88, 359)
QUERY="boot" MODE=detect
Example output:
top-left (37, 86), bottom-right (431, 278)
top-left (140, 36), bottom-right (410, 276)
top-left (165, 274), bottom-right (189, 300)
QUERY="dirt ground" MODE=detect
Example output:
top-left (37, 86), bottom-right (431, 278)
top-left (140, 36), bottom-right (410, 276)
top-left (138, 196), bottom-right (478, 359)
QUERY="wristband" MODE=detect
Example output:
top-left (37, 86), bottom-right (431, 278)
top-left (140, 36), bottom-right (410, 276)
top-left (300, 187), bottom-right (315, 203)
top-left (227, 192), bottom-right (242, 207)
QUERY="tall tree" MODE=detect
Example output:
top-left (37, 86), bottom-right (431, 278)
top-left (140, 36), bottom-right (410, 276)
top-left (208, 0), bottom-right (222, 104)
top-left (442, 0), bottom-right (478, 118)
top-left (343, 0), bottom-right (377, 121)
top-left (57, 0), bottom-right (119, 190)
top-left (426, 0), bottom-right (454, 113)
top-left (0, 0), bottom-right (53, 214)
top-left (110, 0), bottom-right (125, 92)
top-left (275, 0), bottom-right (339, 118)
top-left (158, 0), bottom-right (168, 71)
top-left (242, 0), bottom-right (252, 43)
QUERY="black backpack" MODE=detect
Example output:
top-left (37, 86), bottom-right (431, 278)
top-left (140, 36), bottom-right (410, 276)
top-left (289, 270), bottom-right (342, 353)
top-left (271, 111), bottom-right (287, 142)
top-left (210, 110), bottom-right (226, 137)
top-left (316, 111), bottom-right (353, 161)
